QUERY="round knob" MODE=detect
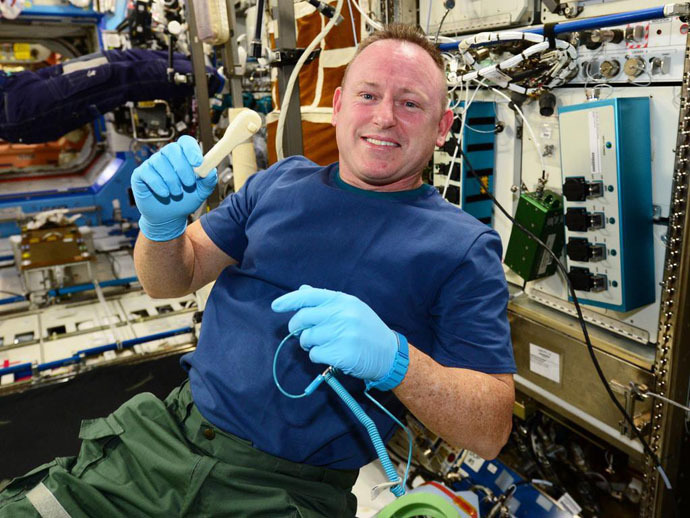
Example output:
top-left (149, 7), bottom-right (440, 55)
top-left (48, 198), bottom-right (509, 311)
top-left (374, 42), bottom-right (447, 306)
top-left (600, 59), bottom-right (621, 79)
top-left (624, 56), bottom-right (645, 78)
top-left (168, 20), bottom-right (183, 36)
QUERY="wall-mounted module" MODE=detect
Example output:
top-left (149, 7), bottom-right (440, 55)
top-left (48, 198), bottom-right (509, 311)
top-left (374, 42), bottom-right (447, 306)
top-left (433, 102), bottom-right (496, 226)
top-left (558, 98), bottom-right (654, 312)
top-left (504, 190), bottom-right (564, 281)
top-left (421, 0), bottom-right (536, 35)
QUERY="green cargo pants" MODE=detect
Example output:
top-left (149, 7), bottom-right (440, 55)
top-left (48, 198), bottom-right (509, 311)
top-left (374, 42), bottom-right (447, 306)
top-left (0, 381), bottom-right (359, 517)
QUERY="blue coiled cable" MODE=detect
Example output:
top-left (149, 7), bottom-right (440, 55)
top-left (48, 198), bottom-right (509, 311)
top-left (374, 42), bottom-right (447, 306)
top-left (273, 328), bottom-right (411, 498)
top-left (321, 370), bottom-right (405, 497)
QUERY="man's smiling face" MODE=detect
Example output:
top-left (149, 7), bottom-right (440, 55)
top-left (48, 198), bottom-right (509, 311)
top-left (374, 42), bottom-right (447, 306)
top-left (332, 39), bottom-right (453, 191)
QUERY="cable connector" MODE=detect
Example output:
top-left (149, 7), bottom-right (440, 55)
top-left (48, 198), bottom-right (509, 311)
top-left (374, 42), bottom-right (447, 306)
top-left (663, 3), bottom-right (690, 18)
top-left (304, 366), bottom-right (334, 395)
top-left (371, 480), bottom-right (403, 500)
top-left (307, 0), bottom-right (344, 24)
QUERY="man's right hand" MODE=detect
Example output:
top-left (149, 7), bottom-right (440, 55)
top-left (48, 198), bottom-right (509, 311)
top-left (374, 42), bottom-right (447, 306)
top-left (131, 135), bottom-right (218, 242)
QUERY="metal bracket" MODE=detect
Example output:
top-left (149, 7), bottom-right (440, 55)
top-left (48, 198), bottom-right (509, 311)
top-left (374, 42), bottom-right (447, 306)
top-left (610, 380), bottom-right (649, 438)
top-left (270, 48), bottom-right (321, 68)
top-left (544, 1), bottom-right (583, 18)
top-left (542, 0), bottom-right (561, 14)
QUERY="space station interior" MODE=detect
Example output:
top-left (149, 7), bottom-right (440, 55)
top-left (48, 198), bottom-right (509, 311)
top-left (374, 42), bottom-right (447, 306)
top-left (1, 1), bottom-right (690, 517)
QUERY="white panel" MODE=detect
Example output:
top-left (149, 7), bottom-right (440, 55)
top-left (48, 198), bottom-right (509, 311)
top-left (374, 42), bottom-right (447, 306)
top-left (542, 0), bottom-right (671, 23)
top-left (512, 87), bottom-right (675, 343)
top-left (0, 314), bottom-right (39, 346)
top-left (573, 17), bottom-right (688, 84)
top-left (0, 344), bottom-right (41, 372)
top-left (420, 0), bottom-right (535, 35)
top-left (560, 104), bottom-right (624, 306)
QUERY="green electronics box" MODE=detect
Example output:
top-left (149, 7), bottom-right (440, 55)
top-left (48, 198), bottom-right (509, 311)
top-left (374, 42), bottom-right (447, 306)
top-left (505, 190), bottom-right (564, 281)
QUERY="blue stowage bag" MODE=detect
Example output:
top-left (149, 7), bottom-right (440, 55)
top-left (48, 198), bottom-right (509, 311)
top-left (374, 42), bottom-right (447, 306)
top-left (0, 49), bottom-right (223, 143)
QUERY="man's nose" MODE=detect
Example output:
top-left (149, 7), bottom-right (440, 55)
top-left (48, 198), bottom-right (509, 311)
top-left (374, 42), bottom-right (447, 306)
top-left (372, 98), bottom-right (396, 127)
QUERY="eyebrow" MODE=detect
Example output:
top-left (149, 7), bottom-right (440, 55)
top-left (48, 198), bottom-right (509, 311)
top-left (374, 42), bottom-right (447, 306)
top-left (354, 81), bottom-right (428, 99)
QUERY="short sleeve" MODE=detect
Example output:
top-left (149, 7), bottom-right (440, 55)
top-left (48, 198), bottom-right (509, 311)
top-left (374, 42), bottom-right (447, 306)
top-left (200, 157), bottom-right (300, 262)
top-left (430, 230), bottom-right (516, 374)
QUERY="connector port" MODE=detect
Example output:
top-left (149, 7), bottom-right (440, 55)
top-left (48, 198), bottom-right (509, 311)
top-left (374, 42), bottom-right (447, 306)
top-left (565, 208), bottom-right (605, 232)
top-left (588, 181), bottom-right (604, 198)
top-left (569, 267), bottom-right (607, 292)
top-left (589, 212), bottom-right (605, 230)
top-left (567, 238), bottom-right (606, 262)
top-left (589, 243), bottom-right (606, 262)
top-left (563, 177), bottom-right (605, 201)
top-left (565, 208), bottom-right (588, 231)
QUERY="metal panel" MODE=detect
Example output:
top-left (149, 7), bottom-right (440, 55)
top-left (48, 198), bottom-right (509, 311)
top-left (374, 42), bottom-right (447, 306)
top-left (420, 0), bottom-right (536, 35)
top-left (185, 0), bottom-right (214, 155)
top-left (541, 0), bottom-right (667, 24)
top-left (221, 0), bottom-right (244, 108)
top-left (643, 28), bottom-right (690, 518)
top-left (272, 0), bottom-right (303, 157)
top-left (559, 98), bottom-right (655, 311)
top-left (509, 304), bottom-right (654, 459)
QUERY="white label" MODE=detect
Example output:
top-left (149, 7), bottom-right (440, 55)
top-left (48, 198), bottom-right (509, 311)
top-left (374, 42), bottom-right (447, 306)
top-left (588, 111), bottom-right (602, 175)
top-left (558, 492), bottom-right (583, 515)
top-left (463, 451), bottom-right (485, 472)
top-left (0, 206), bottom-right (23, 218)
top-left (486, 463), bottom-right (498, 474)
top-left (537, 233), bottom-right (557, 276)
top-left (480, 66), bottom-right (513, 87)
top-left (529, 343), bottom-right (561, 383)
top-left (536, 494), bottom-right (554, 511)
top-left (142, 343), bottom-right (159, 353)
top-left (1, 373), bottom-right (14, 385)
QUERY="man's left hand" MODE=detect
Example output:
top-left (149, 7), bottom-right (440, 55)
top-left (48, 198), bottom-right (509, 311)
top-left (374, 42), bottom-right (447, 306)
top-left (271, 285), bottom-right (398, 382)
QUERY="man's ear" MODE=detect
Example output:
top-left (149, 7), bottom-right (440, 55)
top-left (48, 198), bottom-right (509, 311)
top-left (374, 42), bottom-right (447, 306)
top-left (332, 87), bottom-right (343, 127)
top-left (435, 108), bottom-right (454, 147)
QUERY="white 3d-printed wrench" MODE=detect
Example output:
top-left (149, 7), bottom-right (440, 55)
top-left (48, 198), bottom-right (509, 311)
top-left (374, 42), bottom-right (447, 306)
top-left (194, 109), bottom-right (262, 178)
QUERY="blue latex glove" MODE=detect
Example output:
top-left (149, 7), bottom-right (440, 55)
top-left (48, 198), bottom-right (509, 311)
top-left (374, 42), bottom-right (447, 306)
top-left (271, 285), bottom-right (398, 382)
top-left (131, 135), bottom-right (217, 241)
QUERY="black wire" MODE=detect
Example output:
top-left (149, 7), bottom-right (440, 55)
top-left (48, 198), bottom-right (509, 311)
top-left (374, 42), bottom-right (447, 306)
top-left (458, 149), bottom-right (674, 499)
top-left (434, 9), bottom-right (451, 44)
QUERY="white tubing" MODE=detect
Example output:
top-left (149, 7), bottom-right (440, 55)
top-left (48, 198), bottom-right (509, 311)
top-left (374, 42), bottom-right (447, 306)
top-left (276, 0), bottom-right (344, 161)
top-left (228, 109), bottom-right (259, 190)
top-left (195, 109), bottom-right (262, 177)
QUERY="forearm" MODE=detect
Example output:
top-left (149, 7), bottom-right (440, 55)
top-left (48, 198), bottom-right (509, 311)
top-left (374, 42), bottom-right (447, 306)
top-left (393, 345), bottom-right (514, 459)
top-left (133, 232), bottom-right (196, 298)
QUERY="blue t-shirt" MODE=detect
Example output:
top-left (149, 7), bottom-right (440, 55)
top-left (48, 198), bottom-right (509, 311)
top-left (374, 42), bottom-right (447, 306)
top-left (181, 156), bottom-right (515, 469)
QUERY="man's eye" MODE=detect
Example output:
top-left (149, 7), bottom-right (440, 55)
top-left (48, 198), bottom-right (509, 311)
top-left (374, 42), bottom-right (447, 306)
top-left (404, 101), bottom-right (418, 108)
top-left (361, 93), bottom-right (374, 100)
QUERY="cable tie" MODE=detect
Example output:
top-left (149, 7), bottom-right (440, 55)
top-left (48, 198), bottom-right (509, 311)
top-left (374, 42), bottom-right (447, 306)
top-left (543, 22), bottom-right (558, 50)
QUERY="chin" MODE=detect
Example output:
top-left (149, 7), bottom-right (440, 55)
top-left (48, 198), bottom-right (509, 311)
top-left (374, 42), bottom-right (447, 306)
top-left (361, 170), bottom-right (397, 184)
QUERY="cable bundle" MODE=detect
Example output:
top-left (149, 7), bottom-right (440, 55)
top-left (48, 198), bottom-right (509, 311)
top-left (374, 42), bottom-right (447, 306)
top-left (453, 31), bottom-right (578, 95)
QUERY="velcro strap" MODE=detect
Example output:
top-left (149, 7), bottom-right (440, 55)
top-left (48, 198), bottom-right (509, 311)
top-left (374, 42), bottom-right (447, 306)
top-left (26, 482), bottom-right (71, 518)
top-left (543, 23), bottom-right (558, 49)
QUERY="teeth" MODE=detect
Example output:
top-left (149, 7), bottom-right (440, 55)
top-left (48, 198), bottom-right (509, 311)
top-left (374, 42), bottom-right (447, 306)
top-left (364, 137), bottom-right (397, 147)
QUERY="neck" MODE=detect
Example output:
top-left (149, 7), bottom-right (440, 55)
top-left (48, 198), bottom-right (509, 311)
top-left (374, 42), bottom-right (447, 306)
top-left (338, 168), bottom-right (423, 192)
